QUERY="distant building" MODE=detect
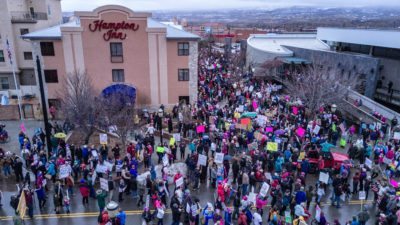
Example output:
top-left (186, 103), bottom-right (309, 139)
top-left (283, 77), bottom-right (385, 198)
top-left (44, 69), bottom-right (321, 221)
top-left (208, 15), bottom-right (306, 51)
top-left (246, 28), bottom-right (400, 103)
top-left (0, 0), bottom-right (62, 120)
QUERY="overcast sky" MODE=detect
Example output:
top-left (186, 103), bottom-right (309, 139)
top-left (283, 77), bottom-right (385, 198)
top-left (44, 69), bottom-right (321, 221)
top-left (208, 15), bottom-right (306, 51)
top-left (62, 0), bottom-right (400, 11)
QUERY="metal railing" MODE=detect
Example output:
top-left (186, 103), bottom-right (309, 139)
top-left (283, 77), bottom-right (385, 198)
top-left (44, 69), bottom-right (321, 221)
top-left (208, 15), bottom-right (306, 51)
top-left (10, 11), bottom-right (48, 23)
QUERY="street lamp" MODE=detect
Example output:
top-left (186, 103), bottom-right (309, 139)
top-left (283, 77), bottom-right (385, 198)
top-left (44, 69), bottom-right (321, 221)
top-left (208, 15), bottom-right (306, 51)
top-left (106, 201), bottom-right (119, 219)
top-left (158, 108), bottom-right (164, 144)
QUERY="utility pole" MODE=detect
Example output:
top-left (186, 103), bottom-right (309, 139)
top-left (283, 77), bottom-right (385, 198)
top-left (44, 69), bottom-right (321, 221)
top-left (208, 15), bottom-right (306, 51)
top-left (36, 56), bottom-right (52, 157)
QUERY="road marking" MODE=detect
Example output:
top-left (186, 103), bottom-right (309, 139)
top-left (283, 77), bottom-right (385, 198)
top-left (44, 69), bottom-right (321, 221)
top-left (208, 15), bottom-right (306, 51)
top-left (0, 200), bottom-right (373, 221)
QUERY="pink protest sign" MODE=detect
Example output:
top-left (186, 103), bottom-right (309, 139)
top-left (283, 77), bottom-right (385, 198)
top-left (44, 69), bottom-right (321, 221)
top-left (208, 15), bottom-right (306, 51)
top-left (196, 125), bottom-right (205, 133)
top-left (265, 127), bottom-right (273, 133)
top-left (390, 179), bottom-right (399, 188)
top-left (292, 106), bottom-right (298, 115)
top-left (20, 123), bottom-right (26, 133)
top-left (252, 101), bottom-right (258, 110)
top-left (296, 127), bottom-right (305, 137)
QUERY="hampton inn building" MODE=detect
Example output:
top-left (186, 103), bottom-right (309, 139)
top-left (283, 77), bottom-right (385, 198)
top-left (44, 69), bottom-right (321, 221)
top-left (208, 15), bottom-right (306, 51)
top-left (21, 5), bottom-right (199, 116)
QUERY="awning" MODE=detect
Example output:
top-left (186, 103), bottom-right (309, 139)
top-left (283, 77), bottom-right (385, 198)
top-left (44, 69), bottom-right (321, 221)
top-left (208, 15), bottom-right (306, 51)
top-left (101, 84), bottom-right (136, 105)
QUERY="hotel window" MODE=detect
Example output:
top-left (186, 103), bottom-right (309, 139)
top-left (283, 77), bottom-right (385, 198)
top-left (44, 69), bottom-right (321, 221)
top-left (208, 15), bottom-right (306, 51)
top-left (0, 77), bottom-right (10, 90)
top-left (178, 69), bottom-right (189, 81)
top-left (112, 69), bottom-right (125, 82)
top-left (110, 42), bottom-right (123, 63)
top-left (0, 50), bottom-right (4, 62)
top-left (40, 42), bottom-right (55, 56)
top-left (20, 28), bottom-right (29, 35)
top-left (178, 42), bottom-right (189, 56)
top-left (44, 70), bottom-right (58, 83)
top-left (179, 96), bottom-right (189, 105)
top-left (23, 52), bottom-right (33, 60)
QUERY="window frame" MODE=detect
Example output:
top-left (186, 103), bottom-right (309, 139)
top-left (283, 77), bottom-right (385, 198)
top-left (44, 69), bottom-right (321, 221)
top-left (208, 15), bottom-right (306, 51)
top-left (110, 42), bottom-right (123, 63)
top-left (178, 68), bottom-right (190, 81)
top-left (178, 42), bottom-right (189, 56)
top-left (112, 69), bottom-right (125, 82)
top-left (0, 77), bottom-right (10, 90)
top-left (0, 50), bottom-right (4, 62)
top-left (44, 70), bottom-right (58, 83)
top-left (20, 28), bottom-right (29, 35)
top-left (23, 52), bottom-right (33, 60)
top-left (40, 42), bottom-right (55, 56)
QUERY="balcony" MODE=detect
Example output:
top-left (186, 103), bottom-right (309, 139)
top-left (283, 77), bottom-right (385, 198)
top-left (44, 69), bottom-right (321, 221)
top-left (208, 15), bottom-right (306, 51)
top-left (10, 11), bottom-right (48, 23)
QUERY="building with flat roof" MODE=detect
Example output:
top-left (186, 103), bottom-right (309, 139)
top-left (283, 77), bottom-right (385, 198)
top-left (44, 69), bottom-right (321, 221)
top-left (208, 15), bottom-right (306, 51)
top-left (0, 0), bottom-right (62, 120)
top-left (21, 5), bottom-right (199, 117)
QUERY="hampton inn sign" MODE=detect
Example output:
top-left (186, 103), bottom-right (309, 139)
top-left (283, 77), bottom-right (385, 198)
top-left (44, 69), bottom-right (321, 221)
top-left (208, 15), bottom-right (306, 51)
top-left (89, 20), bottom-right (140, 41)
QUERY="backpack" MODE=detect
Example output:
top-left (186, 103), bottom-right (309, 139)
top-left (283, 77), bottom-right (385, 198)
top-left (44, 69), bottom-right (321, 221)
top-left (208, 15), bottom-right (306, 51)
top-left (10, 195), bottom-right (19, 210)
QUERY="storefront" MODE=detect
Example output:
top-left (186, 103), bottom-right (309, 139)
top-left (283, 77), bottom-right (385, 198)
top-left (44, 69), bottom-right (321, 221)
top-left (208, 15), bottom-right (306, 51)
top-left (22, 5), bottom-right (199, 110)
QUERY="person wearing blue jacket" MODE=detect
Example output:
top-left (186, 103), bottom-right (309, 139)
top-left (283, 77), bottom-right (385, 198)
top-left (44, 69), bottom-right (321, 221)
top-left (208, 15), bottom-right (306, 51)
top-left (295, 186), bottom-right (307, 205)
top-left (116, 208), bottom-right (126, 225)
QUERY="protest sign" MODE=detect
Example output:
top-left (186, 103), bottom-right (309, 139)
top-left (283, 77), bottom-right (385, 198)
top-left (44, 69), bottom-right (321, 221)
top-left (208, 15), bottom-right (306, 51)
top-left (313, 125), bottom-right (321, 134)
top-left (104, 161), bottom-right (113, 171)
top-left (248, 142), bottom-right (258, 150)
top-left (237, 105), bottom-right (244, 113)
top-left (298, 152), bottom-right (305, 160)
top-left (359, 191), bottom-right (366, 200)
top-left (92, 171), bottom-right (97, 183)
top-left (214, 153), bottom-right (224, 164)
top-left (248, 192), bottom-right (256, 205)
top-left (319, 172), bottom-right (329, 184)
top-left (99, 133), bottom-right (108, 145)
top-left (383, 157), bottom-right (392, 165)
top-left (175, 177), bottom-right (184, 187)
top-left (265, 172), bottom-right (273, 182)
top-left (173, 133), bottom-right (181, 142)
top-left (296, 127), bottom-right (305, 137)
top-left (315, 205), bottom-right (321, 222)
top-left (241, 118), bottom-right (251, 125)
top-left (259, 182), bottom-right (270, 197)
top-left (163, 154), bottom-right (169, 166)
top-left (59, 165), bottom-right (70, 179)
top-left (265, 127), bottom-right (273, 133)
top-left (235, 123), bottom-right (247, 130)
top-left (365, 158), bottom-right (372, 169)
top-left (266, 142), bottom-right (278, 151)
top-left (285, 211), bottom-right (292, 224)
top-left (196, 125), bottom-right (205, 133)
top-left (169, 137), bottom-right (176, 146)
top-left (394, 132), bottom-right (400, 140)
top-left (198, 154), bottom-right (207, 166)
top-left (339, 123), bottom-right (346, 133)
top-left (96, 164), bottom-right (108, 173)
top-left (100, 178), bottom-right (109, 191)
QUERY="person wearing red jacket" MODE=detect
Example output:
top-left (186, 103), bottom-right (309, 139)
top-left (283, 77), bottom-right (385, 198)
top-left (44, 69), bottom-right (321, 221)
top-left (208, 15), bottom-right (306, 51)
top-left (79, 179), bottom-right (90, 206)
top-left (237, 210), bottom-right (248, 225)
top-left (127, 143), bottom-right (135, 157)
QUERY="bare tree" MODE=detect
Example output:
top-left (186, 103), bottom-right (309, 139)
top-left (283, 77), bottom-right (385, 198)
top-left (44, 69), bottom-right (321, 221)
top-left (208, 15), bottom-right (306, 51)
top-left (261, 58), bottom-right (359, 119)
top-left (59, 71), bottom-right (100, 144)
top-left (99, 93), bottom-right (136, 152)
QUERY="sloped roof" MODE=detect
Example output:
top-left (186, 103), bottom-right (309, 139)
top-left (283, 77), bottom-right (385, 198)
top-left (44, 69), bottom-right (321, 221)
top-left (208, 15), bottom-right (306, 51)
top-left (22, 18), bottom-right (199, 41)
top-left (247, 33), bottom-right (330, 56)
top-left (147, 18), bottom-right (199, 40)
top-left (21, 21), bottom-right (79, 40)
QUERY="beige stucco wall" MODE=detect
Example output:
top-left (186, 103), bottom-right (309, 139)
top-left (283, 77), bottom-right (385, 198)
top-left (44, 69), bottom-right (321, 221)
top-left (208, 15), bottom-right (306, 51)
top-left (167, 41), bottom-right (190, 104)
top-left (79, 11), bottom-right (151, 105)
top-left (42, 40), bottom-right (66, 99)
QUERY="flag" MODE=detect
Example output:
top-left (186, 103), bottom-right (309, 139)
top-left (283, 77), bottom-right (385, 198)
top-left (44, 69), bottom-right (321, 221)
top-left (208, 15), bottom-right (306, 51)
top-left (16, 192), bottom-right (27, 219)
top-left (6, 39), bottom-right (13, 65)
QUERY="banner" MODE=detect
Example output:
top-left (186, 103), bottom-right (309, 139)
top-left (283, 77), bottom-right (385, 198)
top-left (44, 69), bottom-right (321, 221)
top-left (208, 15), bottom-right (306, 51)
top-left (266, 142), bottom-right (278, 151)
top-left (100, 178), bottom-right (109, 191)
top-left (319, 172), bottom-right (329, 184)
top-left (198, 154), bottom-right (207, 166)
top-left (59, 165), bottom-right (70, 179)
top-left (99, 133), bottom-right (108, 145)
top-left (214, 153), bottom-right (224, 164)
top-left (17, 191), bottom-right (27, 219)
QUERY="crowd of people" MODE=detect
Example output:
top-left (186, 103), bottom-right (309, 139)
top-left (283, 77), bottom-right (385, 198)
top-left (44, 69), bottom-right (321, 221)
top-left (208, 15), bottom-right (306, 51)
top-left (0, 46), bottom-right (400, 225)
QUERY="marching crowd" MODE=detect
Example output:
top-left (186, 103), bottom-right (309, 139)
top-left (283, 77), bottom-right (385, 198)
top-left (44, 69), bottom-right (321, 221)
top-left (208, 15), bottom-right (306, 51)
top-left (1, 46), bottom-right (400, 225)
